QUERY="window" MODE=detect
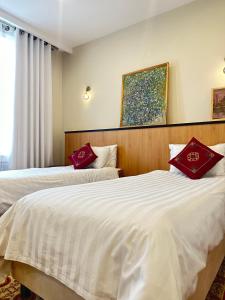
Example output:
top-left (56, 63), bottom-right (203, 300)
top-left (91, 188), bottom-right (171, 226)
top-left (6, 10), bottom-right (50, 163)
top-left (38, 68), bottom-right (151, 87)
top-left (0, 24), bottom-right (16, 170)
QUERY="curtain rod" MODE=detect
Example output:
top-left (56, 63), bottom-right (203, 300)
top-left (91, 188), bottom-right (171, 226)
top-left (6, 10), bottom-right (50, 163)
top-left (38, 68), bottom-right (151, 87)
top-left (0, 18), bottom-right (58, 51)
top-left (0, 19), bottom-right (16, 32)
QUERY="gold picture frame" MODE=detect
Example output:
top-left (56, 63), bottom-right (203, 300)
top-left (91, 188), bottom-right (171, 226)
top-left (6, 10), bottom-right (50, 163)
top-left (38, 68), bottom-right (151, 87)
top-left (212, 87), bottom-right (225, 120)
top-left (120, 62), bottom-right (169, 127)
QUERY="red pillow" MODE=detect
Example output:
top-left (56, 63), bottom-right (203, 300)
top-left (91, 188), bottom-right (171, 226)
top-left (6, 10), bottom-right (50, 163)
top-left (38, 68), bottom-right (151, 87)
top-left (169, 137), bottom-right (224, 179)
top-left (69, 143), bottom-right (97, 169)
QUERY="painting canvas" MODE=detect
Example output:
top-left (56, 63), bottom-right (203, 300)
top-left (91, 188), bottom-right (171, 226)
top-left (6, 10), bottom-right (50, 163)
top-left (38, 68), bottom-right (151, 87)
top-left (212, 87), bottom-right (225, 120)
top-left (120, 63), bottom-right (169, 127)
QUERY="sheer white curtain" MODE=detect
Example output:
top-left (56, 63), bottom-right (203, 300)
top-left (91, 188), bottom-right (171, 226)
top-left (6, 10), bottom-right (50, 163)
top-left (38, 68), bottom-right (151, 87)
top-left (0, 24), bottom-right (16, 171)
top-left (11, 29), bottom-right (53, 169)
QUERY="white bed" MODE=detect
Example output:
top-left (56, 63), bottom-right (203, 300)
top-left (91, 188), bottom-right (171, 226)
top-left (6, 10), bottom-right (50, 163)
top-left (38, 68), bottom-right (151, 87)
top-left (0, 166), bottom-right (119, 216)
top-left (0, 170), bottom-right (224, 300)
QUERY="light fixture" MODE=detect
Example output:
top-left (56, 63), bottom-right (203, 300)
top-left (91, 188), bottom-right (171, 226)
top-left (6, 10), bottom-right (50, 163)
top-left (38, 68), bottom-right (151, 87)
top-left (83, 86), bottom-right (91, 101)
top-left (223, 58), bottom-right (225, 74)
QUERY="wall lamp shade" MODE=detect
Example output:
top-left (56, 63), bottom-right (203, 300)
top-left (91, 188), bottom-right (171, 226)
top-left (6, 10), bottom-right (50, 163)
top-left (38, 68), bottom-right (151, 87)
top-left (83, 86), bottom-right (92, 100)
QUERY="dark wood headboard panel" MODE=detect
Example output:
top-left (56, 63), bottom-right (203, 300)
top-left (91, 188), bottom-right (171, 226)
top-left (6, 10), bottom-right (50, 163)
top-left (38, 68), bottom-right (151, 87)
top-left (65, 122), bottom-right (225, 176)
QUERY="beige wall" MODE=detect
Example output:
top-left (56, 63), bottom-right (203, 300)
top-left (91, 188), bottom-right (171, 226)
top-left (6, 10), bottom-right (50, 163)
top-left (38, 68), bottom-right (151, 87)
top-left (62, 0), bottom-right (225, 131)
top-left (52, 50), bottom-right (64, 165)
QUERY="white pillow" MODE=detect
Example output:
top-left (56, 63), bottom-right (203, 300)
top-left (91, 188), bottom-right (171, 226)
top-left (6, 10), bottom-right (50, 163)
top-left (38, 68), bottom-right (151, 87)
top-left (89, 145), bottom-right (117, 168)
top-left (89, 146), bottom-right (110, 169)
top-left (105, 145), bottom-right (118, 168)
top-left (169, 143), bottom-right (225, 176)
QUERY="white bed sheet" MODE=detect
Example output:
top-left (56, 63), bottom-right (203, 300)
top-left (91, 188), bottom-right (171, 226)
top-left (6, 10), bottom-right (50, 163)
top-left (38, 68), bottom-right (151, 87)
top-left (0, 166), bottom-right (118, 216)
top-left (0, 170), bottom-right (224, 300)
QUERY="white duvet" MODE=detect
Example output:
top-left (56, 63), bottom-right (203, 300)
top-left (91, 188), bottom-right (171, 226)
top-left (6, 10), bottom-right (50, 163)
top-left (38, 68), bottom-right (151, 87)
top-left (0, 166), bottom-right (118, 216)
top-left (0, 170), bottom-right (225, 300)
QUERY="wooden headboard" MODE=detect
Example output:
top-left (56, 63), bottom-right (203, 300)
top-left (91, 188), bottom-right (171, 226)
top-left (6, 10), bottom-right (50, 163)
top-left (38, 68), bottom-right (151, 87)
top-left (65, 121), bottom-right (225, 176)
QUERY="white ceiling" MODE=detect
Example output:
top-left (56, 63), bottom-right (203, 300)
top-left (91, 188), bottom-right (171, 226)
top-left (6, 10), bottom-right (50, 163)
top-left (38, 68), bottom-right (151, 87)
top-left (0, 0), bottom-right (195, 52)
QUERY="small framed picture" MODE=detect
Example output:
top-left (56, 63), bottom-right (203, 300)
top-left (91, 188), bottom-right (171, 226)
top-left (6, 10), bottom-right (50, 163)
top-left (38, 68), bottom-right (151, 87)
top-left (212, 87), bottom-right (225, 120)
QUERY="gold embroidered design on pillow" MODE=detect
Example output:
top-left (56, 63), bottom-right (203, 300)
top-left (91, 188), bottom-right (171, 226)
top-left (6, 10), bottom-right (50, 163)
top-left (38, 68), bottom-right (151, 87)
top-left (78, 151), bottom-right (86, 159)
top-left (191, 167), bottom-right (197, 173)
top-left (187, 152), bottom-right (199, 162)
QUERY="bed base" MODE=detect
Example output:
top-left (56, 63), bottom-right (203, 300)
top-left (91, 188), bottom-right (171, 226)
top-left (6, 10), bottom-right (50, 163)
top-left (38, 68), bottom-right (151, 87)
top-left (11, 236), bottom-right (225, 300)
top-left (188, 236), bottom-right (225, 300)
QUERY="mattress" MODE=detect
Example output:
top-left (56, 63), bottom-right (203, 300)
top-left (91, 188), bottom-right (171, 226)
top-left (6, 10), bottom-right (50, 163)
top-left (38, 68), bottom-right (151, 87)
top-left (0, 170), bottom-right (224, 300)
top-left (0, 166), bottom-right (118, 216)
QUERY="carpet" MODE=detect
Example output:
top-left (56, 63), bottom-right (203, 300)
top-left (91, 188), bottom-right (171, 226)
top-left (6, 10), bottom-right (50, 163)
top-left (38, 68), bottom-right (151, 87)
top-left (0, 276), bottom-right (37, 300)
top-left (206, 257), bottom-right (225, 300)
top-left (0, 258), bottom-right (224, 300)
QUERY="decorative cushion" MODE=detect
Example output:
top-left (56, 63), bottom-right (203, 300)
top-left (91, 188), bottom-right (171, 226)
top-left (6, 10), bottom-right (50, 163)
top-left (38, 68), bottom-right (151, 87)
top-left (169, 143), bottom-right (225, 177)
top-left (69, 143), bottom-right (97, 169)
top-left (169, 137), bottom-right (224, 179)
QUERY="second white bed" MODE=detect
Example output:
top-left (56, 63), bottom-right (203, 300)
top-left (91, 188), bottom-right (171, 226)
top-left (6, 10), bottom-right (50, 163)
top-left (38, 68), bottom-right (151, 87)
top-left (0, 166), bottom-right (119, 216)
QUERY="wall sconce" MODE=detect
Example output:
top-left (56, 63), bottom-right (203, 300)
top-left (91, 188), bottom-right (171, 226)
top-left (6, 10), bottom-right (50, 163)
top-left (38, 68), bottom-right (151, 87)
top-left (83, 86), bottom-right (92, 101)
top-left (223, 58), bottom-right (225, 74)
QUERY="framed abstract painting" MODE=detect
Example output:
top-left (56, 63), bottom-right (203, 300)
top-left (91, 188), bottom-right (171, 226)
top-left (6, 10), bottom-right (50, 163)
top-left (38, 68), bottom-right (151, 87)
top-left (120, 62), bottom-right (169, 127)
top-left (212, 87), bottom-right (225, 120)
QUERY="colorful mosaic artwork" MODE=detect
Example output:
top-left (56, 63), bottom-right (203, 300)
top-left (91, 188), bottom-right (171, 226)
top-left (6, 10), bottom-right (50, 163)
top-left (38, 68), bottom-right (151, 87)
top-left (121, 63), bottom-right (169, 127)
